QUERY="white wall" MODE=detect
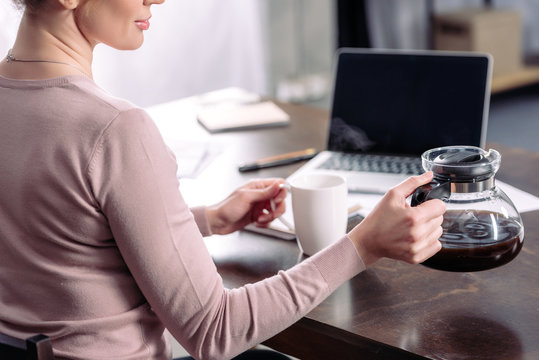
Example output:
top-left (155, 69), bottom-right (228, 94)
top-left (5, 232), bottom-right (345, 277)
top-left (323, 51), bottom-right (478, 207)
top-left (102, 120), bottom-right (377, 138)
top-left (93, 1), bottom-right (267, 107)
top-left (0, 2), bottom-right (22, 55)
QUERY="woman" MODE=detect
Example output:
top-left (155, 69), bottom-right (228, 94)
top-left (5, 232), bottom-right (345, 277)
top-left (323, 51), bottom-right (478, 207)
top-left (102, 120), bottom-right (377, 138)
top-left (0, 0), bottom-right (445, 359)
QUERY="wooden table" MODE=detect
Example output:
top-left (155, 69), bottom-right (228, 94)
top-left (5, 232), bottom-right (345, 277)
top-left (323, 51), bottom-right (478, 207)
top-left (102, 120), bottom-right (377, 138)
top-left (152, 101), bottom-right (539, 360)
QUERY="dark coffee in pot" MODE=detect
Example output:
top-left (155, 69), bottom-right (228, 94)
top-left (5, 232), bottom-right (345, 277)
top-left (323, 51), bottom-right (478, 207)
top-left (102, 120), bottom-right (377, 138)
top-left (422, 210), bottom-right (523, 272)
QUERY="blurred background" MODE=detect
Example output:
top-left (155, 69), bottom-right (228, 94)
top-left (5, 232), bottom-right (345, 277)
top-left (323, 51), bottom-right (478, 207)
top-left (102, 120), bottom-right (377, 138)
top-left (1, 0), bottom-right (538, 151)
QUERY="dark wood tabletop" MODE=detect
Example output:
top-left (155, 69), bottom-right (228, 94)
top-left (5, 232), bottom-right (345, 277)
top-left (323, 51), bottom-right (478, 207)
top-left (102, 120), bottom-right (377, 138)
top-left (173, 102), bottom-right (539, 360)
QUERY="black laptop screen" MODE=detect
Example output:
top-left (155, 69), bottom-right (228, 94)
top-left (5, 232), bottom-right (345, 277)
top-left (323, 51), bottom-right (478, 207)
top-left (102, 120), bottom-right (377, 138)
top-left (328, 49), bottom-right (491, 155)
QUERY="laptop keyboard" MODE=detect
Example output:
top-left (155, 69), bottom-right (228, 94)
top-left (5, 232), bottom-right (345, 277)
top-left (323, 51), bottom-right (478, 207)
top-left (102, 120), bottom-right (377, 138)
top-left (317, 153), bottom-right (423, 175)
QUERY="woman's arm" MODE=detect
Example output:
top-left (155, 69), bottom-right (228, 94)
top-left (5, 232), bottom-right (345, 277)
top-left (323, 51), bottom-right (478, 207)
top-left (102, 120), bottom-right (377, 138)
top-left (89, 108), bottom-right (443, 360)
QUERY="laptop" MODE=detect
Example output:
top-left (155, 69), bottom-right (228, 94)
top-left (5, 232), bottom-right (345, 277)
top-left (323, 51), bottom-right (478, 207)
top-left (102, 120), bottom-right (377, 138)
top-left (289, 48), bottom-right (492, 194)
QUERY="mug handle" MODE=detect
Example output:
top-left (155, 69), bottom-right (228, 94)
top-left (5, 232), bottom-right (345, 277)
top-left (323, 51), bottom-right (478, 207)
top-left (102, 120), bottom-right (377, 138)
top-left (270, 183), bottom-right (294, 232)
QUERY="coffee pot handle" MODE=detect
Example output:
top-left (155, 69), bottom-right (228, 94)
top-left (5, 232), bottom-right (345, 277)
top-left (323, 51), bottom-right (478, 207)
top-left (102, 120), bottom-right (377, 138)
top-left (411, 180), bottom-right (451, 206)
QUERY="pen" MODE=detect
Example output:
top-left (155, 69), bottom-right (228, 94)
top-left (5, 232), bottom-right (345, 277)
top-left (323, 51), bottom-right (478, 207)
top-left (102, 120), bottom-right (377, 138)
top-left (238, 148), bottom-right (317, 172)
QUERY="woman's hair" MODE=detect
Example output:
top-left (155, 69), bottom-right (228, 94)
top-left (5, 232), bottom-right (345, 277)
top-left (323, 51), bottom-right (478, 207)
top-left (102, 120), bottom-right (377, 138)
top-left (13, 0), bottom-right (45, 10)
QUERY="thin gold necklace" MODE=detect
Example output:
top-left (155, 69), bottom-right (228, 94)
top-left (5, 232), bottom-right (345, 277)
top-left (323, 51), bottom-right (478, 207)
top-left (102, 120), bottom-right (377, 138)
top-left (5, 48), bottom-right (91, 78)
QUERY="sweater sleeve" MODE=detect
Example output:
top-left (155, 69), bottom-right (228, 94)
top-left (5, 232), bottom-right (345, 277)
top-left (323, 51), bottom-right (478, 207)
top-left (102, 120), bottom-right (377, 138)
top-left (190, 206), bottom-right (212, 237)
top-left (88, 109), bottom-right (366, 360)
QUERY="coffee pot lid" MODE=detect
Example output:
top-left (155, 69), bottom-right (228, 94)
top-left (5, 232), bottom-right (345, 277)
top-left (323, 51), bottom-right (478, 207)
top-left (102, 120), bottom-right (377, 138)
top-left (421, 146), bottom-right (500, 182)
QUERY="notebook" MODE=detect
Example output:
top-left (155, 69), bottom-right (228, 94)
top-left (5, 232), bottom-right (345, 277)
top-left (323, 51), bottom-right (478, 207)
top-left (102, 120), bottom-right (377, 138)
top-left (289, 48), bottom-right (492, 194)
top-left (197, 101), bottom-right (290, 133)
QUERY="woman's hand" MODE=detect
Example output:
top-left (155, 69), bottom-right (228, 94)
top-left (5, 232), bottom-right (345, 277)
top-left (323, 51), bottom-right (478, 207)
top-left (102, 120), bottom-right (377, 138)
top-left (349, 171), bottom-right (446, 266)
top-left (205, 178), bottom-right (287, 235)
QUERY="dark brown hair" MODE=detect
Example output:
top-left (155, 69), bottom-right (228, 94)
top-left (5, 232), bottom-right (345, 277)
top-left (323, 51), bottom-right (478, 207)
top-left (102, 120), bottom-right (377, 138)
top-left (13, 0), bottom-right (45, 11)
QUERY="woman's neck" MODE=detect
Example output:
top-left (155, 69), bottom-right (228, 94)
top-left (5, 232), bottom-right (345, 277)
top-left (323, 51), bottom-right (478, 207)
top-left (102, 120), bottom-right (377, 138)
top-left (1, 8), bottom-right (94, 80)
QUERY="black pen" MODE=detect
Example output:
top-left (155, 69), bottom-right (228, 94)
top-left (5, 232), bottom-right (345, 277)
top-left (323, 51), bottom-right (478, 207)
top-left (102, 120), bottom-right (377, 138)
top-left (238, 148), bottom-right (317, 172)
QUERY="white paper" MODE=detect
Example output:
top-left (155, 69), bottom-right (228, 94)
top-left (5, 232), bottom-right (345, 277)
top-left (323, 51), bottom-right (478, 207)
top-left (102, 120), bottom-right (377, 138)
top-left (496, 180), bottom-right (539, 213)
top-left (167, 140), bottom-right (223, 179)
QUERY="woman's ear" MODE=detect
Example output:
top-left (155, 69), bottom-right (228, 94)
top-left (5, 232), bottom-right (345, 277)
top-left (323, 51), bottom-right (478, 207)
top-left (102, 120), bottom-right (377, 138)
top-left (57, 0), bottom-right (79, 10)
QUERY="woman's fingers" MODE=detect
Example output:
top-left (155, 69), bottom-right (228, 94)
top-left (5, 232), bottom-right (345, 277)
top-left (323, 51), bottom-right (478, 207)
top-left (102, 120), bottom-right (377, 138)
top-left (391, 171), bottom-right (434, 199)
top-left (405, 225), bottom-right (443, 264)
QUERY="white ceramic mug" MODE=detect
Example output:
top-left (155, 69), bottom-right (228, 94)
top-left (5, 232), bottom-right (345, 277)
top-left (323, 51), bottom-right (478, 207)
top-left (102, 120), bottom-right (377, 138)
top-left (286, 173), bottom-right (348, 256)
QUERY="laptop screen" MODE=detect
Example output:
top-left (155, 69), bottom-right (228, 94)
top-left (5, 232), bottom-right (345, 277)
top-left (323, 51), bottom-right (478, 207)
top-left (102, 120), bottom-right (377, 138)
top-left (328, 48), bottom-right (491, 156)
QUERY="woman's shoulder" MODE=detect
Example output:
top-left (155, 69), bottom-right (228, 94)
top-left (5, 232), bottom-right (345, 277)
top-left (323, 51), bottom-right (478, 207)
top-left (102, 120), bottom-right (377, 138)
top-left (69, 76), bottom-right (141, 114)
top-left (64, 76), bottom-right (155, 131)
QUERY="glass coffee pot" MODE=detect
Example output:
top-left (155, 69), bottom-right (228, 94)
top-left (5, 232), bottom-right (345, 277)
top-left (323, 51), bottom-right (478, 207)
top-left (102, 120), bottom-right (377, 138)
top-left (411, 146), bottom-right (524, 272)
